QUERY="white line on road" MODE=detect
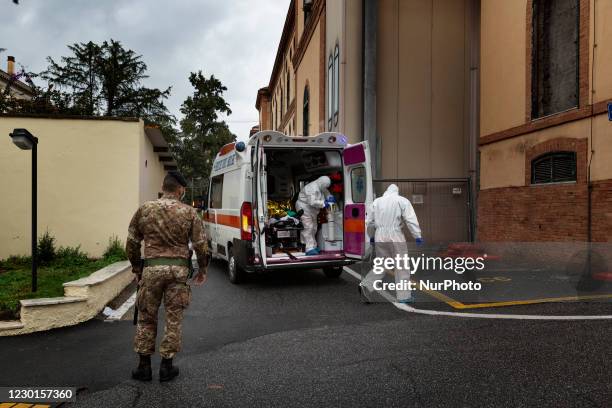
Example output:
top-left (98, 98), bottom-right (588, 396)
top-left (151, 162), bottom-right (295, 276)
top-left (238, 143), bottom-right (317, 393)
top-left (343, 266), bottom-right (612, 321)
top-left (105, 291), bottom-right (136, 321)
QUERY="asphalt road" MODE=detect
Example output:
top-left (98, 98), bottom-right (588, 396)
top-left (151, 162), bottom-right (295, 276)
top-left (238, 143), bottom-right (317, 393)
top-left (1, 259), bottom-right (612, 407)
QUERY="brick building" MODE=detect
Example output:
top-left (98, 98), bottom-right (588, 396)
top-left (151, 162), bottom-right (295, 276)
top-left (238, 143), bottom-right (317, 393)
top-left (478, 0), bottom-right (612, 242)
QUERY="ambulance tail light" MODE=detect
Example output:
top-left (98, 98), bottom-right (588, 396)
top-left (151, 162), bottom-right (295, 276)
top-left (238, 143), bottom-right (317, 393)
top-left (240, 201), bottom-right (253, 241)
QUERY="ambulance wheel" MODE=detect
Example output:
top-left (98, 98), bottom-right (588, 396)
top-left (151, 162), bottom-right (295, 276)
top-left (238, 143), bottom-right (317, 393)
top-left (323, 267), bottom-right (343, 279)
top-left (228, 248), bottom-right (244, 284)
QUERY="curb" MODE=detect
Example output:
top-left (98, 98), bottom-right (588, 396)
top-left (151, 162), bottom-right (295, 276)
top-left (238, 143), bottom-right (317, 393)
top-left (0, 260), bottom-right (132, 336)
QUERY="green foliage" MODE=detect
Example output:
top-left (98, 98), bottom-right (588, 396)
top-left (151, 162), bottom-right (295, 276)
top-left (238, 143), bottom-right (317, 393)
top-left (171, 71), bottom-right (236, 198)
top-left (0, 256), bottom-right (117, 316)
top-left (103, 235), bottom-right (127, 261)
top-left (55, 245), bottom-right (89, 266)
top-left (0, 39), bottom-right (175, 129)
top-left (37, 230), bottom-right (56, 266)
top-left (41, 39), bottom-right (175, 125)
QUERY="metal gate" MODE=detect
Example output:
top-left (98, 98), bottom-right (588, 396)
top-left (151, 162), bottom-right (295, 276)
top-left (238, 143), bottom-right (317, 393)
top-left (373, 178), bottom-right (473, 244)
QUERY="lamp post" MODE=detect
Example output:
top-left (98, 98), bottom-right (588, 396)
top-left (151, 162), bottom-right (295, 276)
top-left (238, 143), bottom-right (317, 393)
top-left (9, 128), bottom-right (38, 292)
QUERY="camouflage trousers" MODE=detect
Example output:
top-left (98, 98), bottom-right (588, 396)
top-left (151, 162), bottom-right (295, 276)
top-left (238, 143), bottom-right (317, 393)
top-left (134, 265), bottom-right (192, 359)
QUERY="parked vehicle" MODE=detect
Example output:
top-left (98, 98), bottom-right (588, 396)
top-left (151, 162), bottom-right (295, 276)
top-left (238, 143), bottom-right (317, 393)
top-left (203, 131), bottom-right (373, 283)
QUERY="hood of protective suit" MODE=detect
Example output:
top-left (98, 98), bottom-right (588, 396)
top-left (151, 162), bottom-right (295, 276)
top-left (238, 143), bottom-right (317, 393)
top-left (314, 176), bottom-right (331, 189)
top-left (383, 184), bottom-right (399, 196)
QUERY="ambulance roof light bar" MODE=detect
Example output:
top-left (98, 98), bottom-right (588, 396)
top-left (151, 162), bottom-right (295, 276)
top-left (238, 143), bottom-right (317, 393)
top-left (249, 131), bottom-right (348, 147)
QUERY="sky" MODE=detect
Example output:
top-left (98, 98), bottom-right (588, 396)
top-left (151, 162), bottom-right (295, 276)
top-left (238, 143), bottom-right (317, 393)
top-left (1, 0), bottom-right (290, 141)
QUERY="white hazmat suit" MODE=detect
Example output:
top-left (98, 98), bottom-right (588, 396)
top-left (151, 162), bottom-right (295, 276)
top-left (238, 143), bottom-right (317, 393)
top-left (362, 184), bottom-right (422, 302)
top-left (295, 176), bottom-right (332, 253)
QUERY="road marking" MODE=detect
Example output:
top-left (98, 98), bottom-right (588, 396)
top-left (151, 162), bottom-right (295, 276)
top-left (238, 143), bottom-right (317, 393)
top-left (105, 292), bottom-right (136, 321)
top-left (343, 266), bottom-right (612, 320)
top-left (0, 404), bottom-right (50, 408)
top-left (477, 276), bottom-right (511, 283)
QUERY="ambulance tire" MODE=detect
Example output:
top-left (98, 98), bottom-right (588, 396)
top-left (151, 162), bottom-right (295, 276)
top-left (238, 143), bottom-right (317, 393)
top-left (228, 247), bottom-right (245, 284)
top-left (323, 266), bottom-right (343, 279)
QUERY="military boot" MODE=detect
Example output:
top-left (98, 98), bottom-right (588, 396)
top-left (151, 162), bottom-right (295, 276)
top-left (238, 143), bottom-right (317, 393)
top-left (159, 358), bottom-right (179, 382)
top-left (131, 354), bottom-right (152, 381)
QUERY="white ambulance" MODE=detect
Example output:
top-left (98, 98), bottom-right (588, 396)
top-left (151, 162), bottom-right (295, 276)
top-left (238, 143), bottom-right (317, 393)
top-left (203, 131), bottom-right (373, 283)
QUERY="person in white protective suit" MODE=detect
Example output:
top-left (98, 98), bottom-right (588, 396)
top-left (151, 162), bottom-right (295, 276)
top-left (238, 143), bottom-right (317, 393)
top-left (295, 176), bottom-right (333, 255)
top-left (360, 184), bottom-right (423, 303)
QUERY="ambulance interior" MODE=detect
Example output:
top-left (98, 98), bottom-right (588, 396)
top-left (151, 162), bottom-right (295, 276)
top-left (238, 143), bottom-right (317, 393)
top-left (261, 148), bottom-right (344, 261)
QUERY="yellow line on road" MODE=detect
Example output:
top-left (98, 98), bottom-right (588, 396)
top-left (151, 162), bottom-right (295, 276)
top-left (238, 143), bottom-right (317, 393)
top-left (421, 290), bottom-right (612, 310)
top-left (421, 289), bottom-right (465, 309)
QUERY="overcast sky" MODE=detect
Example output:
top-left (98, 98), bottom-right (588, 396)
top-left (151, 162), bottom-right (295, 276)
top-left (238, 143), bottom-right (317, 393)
top-left (1, 0), bottom-right (289, 141)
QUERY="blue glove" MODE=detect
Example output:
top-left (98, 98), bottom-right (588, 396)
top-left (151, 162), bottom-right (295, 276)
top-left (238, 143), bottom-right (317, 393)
top-left (323, 201), bottom-right (330, 209)
top-left (327, 195), bottom-right (336, 204)
top-left (415, 237), bottom-right (424, 246)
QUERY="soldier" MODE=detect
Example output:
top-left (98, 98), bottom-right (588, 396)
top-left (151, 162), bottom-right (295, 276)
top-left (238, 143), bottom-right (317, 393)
top-left (126, 170), bottom-right (209, 382)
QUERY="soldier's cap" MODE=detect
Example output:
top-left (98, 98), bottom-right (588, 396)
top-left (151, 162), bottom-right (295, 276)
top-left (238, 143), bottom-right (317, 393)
top-left (167, 170), bottom-right (188, 187)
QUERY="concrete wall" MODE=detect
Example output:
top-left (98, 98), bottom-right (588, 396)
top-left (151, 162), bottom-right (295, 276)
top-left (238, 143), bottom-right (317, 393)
top-left (377, 0), bottom-right (473, 179)
top-left (0, 117), bottom-right (165, 259)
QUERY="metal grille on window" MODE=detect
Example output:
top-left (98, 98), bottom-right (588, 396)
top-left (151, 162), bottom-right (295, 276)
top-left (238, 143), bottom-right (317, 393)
top-left (531, 152), bottom-right (577, 184)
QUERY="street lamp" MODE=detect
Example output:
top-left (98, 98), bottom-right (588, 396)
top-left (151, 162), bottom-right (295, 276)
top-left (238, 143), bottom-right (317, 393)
top-left (9, 128), bottom-right (38, 292)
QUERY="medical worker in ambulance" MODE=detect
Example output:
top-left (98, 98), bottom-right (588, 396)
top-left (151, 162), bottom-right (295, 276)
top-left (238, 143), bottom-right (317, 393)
top-left (295, 176), bottom-right (334, 255)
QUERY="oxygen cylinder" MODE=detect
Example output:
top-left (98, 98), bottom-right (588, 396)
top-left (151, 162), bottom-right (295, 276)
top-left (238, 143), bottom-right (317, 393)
top-left (327, 204), bottom-right (336, 241)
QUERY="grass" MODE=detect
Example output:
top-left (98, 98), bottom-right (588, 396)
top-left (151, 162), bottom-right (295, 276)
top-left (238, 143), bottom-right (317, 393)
top-left (0, 252), bottom-right (126, 319)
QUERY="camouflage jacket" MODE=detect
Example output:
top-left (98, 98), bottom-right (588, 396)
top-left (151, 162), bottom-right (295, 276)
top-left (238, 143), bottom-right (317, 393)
top-left (126, 194), bottom-right (208, 273)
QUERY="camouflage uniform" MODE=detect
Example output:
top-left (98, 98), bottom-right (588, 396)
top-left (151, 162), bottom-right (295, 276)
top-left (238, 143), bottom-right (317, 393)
top-left (126, 194), bottom-right (208, 359)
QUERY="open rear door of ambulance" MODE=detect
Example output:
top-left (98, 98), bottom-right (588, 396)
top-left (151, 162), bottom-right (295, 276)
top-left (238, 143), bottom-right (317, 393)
top-left (343, 141), bottom-right (374, 259)
top-left (253, 138), bottom-right (268, 267)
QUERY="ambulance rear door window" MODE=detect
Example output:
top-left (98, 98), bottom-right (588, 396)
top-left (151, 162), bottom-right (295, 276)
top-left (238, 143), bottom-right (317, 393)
top-left (210, 175), bottom-right (224, 208)
top-left (350, 167), bottom-right (366, 203)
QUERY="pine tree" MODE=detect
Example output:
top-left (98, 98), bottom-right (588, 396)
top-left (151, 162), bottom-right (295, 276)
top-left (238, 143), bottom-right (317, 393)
top-left (42, 39), bottom-right (174, 125)
top-left (172, 71), bottom-right (236, 193)
top-left (43, 41), bottom-right (102, 115)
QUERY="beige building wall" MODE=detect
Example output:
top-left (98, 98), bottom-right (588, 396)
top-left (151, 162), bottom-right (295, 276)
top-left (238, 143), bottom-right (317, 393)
top-left (139, 127), bottom-right (165, 203)
top-left (480, 0), bottom-right (527, 136)
top-left (325, 0), bottom-right (363, 143)
top-left (594, 0), bottom-right (612, 105)
top-left (377, 0), bottom-right (474, 179)
top-left (296, 18), bottom-right (323, 136)
top-left (0, 117), bottom-right (166, 259)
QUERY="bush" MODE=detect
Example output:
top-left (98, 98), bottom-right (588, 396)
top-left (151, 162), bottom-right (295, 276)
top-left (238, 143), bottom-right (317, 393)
top-left (55, 245), bottom-right (89, 266)
top-left (0, 255), bottom-right (31, 271)
top-left (104, 236), bottom-right (127, 261)
top-left (37, 230), bottom-right (56, 266)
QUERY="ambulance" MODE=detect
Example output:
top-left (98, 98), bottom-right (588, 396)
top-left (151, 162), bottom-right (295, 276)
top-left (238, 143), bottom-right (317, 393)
top-left (203, 131), bottom-right (373, 283)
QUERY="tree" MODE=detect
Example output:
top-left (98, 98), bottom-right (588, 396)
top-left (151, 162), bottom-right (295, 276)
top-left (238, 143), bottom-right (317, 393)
top-left (172, 71), bottom-right (236, 198)
top-left (42, 39), bottom-right (174, 125)
top-left (43, 41), bottom-right (102, 115)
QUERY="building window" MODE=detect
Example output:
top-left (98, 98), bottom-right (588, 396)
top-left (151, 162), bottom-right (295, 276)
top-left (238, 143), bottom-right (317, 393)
top-left (328, 54), bottom-right (333, 130)
top-left (286, 71), bottom-right (290, 106)
top-left (333, 44), bottom-right (340, 126)
top-left (327, 44), bottom-right (340, 130)
top-left (531, 0), bottom-right (579, 119)
top-left (531, 152), bottom-right (577, 184)
top-left (303, 0), bottom-right (313, 25)
top-left (303, 85), bottom-right (310, 136)
top-left (272, 99), bottom-right (276, 130)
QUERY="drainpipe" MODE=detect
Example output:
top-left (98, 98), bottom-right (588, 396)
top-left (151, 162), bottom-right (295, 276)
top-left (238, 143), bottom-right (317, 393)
top-left (363, 0), bottom-right (379, 179)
